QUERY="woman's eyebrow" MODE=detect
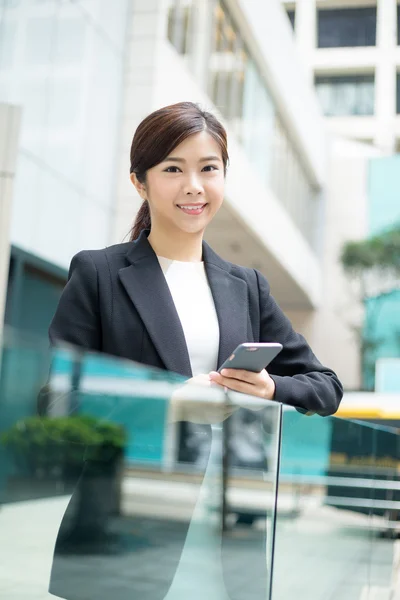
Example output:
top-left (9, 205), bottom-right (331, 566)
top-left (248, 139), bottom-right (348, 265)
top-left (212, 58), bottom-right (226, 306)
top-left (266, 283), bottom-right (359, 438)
top-left (163, 156), bottom-right (185, 162)
top-left (162, 155), bottom-right (222, 163)
top-left (199, 156), bottom-right (222, 163)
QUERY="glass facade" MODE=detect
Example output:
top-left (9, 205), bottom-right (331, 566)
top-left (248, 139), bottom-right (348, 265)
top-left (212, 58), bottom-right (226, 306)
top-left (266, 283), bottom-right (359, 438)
top-left (318, 7), bottom-right (377, 48)
top-left (0, 0), bottom-right (129, 255)
top-left (315, 74), bottom-right (375, 116)
top-left (166, 0), bottom-right (318, 248)
top-left (207, 2), bottom-right (275, 186)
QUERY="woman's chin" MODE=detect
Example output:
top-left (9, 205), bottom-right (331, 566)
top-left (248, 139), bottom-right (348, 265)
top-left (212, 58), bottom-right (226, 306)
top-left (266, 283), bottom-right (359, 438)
top-left (174, 217), bottom-right (210, 235)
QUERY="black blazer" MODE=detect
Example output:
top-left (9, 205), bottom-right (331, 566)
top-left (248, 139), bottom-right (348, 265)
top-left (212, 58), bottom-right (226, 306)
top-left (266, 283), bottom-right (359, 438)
top-left (49, 229), bottom-right (342, 416)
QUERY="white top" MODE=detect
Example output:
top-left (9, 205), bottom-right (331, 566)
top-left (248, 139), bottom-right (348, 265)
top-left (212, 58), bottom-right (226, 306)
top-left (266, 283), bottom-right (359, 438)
top-left (157, 256), bottom-right (220, 376)
top-left (157, 257), bottom-right (227, 599)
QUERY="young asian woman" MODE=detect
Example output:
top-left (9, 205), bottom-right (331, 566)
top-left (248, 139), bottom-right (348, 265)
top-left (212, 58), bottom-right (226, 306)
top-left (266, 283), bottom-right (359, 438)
top-left (48, 102), bottom-right (343, 600)
top-left (49, 101), bottom-right (343, 418)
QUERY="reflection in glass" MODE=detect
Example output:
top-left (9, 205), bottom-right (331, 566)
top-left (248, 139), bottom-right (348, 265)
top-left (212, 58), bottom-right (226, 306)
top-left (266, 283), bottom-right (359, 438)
top-left (271, 409), bottom-right (399, 600)
top-left (0, 337), bottom-right (282, 600)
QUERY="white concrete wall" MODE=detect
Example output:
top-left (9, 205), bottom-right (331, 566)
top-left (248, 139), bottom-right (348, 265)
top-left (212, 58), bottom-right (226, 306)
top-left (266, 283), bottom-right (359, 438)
top-left (287, 137), bottom-right (382, 389)
top-left (0, 104), bottom-right (21, 337)
top-left (283, 0), bottom-right (400, 153)
top-left (113, 0), bottom-right (327, 307)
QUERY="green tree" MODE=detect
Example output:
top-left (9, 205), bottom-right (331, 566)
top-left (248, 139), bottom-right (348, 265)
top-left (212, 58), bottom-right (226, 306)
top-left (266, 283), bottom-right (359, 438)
top-left (340, 223), bottom-right (400, 390)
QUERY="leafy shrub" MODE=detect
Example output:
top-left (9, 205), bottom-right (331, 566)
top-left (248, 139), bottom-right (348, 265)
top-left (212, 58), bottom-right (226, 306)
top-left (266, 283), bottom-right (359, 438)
top-left (1, 415), bottom-right (127, 475)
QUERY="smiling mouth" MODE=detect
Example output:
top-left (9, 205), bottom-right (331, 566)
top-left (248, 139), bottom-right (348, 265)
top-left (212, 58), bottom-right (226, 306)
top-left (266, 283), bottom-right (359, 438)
top-left (177, 204), bottom-right (208, 215)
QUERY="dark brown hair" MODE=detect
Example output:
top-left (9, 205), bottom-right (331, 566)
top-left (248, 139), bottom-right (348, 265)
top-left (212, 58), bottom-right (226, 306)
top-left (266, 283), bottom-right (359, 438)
top-left (129, 102), bottom-right (229, 241)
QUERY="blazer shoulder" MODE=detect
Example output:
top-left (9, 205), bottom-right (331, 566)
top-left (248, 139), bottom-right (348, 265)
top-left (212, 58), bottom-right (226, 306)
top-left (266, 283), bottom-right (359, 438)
top-left (70, 242), bottom-right (132, 272)
top-left (227, 261), bottom-right (270, 292)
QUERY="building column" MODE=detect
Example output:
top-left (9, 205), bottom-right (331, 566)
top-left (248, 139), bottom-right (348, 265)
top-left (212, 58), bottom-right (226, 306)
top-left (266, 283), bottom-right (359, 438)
top-left (111, 0), bottom-right (167, 244)
top-left (189, 0), bottom-right (215, 91)
top-left (375, 0), bottom-right (397, 152)
top-left (0, 104), bottom-right (21, 347)
top-left (295, 0), bottom-right (317, 87)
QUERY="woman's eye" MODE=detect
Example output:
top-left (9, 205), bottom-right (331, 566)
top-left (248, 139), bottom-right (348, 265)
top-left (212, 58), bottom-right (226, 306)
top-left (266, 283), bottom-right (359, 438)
top-left (164, 166), bottom-right (181, 173)
top-left (202, 165), bottom-right (218, 172)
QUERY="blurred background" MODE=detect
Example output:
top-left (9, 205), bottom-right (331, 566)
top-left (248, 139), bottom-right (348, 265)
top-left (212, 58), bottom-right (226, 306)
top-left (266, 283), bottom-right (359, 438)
top-left (1, 0), bottom-right (400, 394)
top-left (0, 2), bottom-right (400, 600)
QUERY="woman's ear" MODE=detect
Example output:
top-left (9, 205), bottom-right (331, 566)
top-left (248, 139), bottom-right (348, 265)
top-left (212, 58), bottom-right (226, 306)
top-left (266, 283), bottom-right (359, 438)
top-left (130, 173), bottom-right (147, 200)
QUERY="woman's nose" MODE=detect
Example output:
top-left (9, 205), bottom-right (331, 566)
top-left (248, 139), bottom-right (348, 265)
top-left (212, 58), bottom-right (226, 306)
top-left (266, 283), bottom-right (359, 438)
top-left (184, 174), bottom-right (204, 195)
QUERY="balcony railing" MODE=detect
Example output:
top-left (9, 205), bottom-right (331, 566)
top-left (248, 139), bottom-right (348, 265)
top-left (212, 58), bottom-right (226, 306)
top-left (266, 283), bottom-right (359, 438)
top-left (0, 330), bottom-right (399, 600)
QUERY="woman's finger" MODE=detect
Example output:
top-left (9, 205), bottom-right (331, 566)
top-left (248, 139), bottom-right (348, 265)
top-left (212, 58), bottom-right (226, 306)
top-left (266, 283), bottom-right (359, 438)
top-left (220, 368), bottom-right (258, 383)
top-left (217, 376), bottom-right (253, 395)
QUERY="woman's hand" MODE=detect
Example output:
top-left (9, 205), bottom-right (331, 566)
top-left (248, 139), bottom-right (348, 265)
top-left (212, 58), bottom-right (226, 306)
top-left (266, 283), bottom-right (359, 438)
top-left (169, 373), bottom-right (237, 424)
top-left (209, 368), bottom-right (276, 400)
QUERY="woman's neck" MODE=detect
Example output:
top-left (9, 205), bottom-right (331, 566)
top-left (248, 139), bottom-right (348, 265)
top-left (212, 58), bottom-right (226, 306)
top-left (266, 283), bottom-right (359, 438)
top-left (147, 227), bottom-right (204, 262)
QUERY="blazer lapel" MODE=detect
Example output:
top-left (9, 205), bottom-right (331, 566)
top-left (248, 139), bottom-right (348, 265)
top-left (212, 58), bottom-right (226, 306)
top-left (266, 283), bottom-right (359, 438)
top-left (118, 232), bottom-right (192, 377)
top-left (203, 242), bottom-right (251, 370)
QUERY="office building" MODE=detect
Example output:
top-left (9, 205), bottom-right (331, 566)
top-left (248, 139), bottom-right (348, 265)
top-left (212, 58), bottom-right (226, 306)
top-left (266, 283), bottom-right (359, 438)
top-left (283, 0), bottom-right (400, 153)
top-left (0, 0), bottom-right (364, 389)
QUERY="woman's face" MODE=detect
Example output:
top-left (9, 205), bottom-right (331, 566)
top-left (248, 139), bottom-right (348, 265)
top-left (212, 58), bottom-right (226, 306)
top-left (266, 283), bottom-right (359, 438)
top-left (132, 131), bottom-right (225, 236)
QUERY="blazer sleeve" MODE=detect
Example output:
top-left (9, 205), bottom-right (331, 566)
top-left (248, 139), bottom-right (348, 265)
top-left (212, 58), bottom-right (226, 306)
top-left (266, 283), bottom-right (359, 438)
top-left (49, 251), bottom-right (101, 351)
top-left (255, 270), bottom-right (343, 416)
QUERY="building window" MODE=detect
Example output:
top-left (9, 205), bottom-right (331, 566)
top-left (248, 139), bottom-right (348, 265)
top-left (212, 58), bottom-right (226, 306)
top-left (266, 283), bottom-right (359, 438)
top-left (318, 7), bottom-right (377, 48)
top-left (209, 2), bottom-right (239, 120)
top-left (397, 73), bottom-right (400, 114)
top-left (205, 1), bottom-right (317, 245)
top-left (167, 0), bottom-right (193, 55)
top-left (287, 10), bottom-right (295, 30)
top-left (208, 2), bottom-right (276, 187)
top-left (315, 74), bottom-right (375, 116)
top-left (398, 5), bottom-right (400, 45)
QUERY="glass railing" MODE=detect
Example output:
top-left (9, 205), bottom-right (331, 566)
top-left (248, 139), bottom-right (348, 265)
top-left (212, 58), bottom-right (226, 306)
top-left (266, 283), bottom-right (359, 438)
top-left (272, 409), bottom-right (400, 600)
top-left (0, 331), bottom-right (398, 599)
top-left (0, 332), bottom-right (281, 600)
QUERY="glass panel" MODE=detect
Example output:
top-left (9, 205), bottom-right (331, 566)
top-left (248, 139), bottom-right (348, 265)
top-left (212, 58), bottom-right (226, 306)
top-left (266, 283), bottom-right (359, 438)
top-left (53, 18), bottom-right (87, 65)
top-left (315, 75), bottom-right (375, 117)
top-left (0, 19), bottom-right (16, 70)
top-left (0, 0), bottom-right (21, 8)
top-left (0, 332), bottom-right (282, 599)
top-left (24, 17), bottom-right (55, 65)
top-left (318, 7), bottom-right (377, 48)
top-left (270, 409), bottom-right (400, 599)
top-left (0, 0), bottom-right (127, 264)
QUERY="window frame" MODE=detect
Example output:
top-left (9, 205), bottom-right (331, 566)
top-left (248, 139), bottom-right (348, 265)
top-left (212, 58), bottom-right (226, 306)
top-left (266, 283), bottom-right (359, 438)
top-left (317, 6), bottom-right (377, 49)
top-left (315, 73), bottom-right (376, 117)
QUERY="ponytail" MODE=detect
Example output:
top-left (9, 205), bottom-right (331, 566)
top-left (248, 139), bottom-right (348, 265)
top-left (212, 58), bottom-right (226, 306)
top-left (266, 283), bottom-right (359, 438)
top-left (130, 200), bottom-right (151, 242)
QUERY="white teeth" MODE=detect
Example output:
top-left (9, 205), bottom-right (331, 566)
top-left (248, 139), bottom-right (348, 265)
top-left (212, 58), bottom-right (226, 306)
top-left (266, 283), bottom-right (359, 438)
top-left (178, 205), bottom-right (205, 210)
